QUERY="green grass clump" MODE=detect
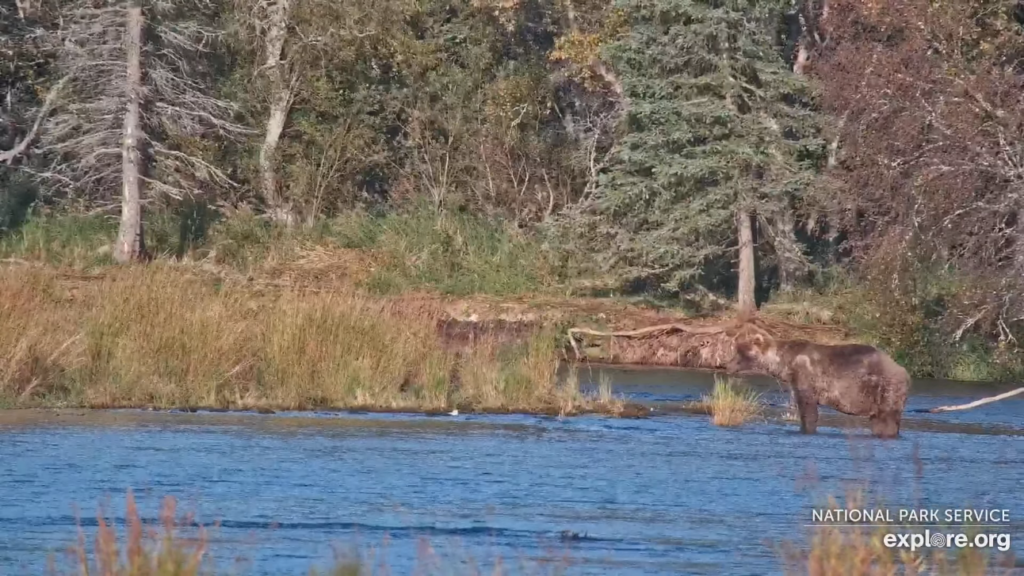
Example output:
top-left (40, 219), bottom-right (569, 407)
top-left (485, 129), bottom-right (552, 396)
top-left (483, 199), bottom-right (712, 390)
top-left (0, 205), bottom-right (565, 298)
top-left (350, 208), bottom-right (563, 297)
top-left (0, 213), bottom-right (116, 268)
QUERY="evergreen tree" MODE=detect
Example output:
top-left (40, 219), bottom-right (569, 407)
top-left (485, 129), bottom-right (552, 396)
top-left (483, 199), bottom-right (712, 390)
top-left (581, 0), bottom-right (826, 299)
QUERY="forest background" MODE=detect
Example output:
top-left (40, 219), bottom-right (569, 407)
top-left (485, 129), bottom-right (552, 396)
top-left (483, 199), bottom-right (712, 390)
top-left (2, 0), bottom-right (1024, 384)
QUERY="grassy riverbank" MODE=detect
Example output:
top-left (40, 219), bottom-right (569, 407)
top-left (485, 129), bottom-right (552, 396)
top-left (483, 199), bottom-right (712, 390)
top-left (0, 264), bottom-right (629, 415)
top-left (1, 208), bottom-right (1022, 391)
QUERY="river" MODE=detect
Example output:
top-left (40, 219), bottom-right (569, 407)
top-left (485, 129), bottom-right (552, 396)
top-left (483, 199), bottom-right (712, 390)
top-left (0, 367), bottom-right (1021, 575)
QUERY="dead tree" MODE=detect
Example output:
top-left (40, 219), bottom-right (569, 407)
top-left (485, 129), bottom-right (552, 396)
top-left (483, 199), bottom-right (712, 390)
top-left (38, 0), bottom-right (251, 263)
top-left (736, 208), bottom-right (757, 314)
top-left (116, 5), bottom-right (146, 262)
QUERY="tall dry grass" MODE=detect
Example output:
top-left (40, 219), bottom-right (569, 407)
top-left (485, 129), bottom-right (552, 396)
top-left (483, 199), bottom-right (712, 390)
top-left (0, 265), bottom-right (605, 413)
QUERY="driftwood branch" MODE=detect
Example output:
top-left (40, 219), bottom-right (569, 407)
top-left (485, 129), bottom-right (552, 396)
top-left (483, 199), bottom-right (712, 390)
top-left (922, 387), bottom-right (1024, 413)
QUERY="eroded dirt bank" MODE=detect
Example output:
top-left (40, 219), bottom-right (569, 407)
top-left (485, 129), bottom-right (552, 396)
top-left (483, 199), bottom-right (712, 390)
top-left (435, 296), bottom-right (850, 371)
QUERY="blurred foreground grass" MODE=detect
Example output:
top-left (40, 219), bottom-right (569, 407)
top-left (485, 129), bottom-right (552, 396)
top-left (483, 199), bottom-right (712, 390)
top-left (778, 486), bottom-right (1018, 576)
top-left (46, 490), bottom-right (1016, 576)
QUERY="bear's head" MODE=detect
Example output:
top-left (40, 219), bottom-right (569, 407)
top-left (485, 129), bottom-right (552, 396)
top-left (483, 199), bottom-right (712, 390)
top-left (725, 332), bottom-right (782, 375)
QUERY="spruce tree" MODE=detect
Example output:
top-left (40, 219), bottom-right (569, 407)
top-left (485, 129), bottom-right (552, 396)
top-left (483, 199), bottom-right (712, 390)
top-left (582, 0), bottom-right (825, 299)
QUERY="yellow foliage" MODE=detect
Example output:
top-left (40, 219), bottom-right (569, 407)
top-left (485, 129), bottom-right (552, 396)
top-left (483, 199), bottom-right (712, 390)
top-left (484, 76), bottom-right (544, 132)
top-left (547, 11), bottom-right (629, 89)
top-left (471, 0), bottom-right (521, 31)
top-left (549, 32), bottom-right (602, 67)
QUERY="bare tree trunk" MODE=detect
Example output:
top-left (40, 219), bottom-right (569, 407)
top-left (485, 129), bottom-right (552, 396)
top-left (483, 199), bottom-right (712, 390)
top-left (14, 0), bottom-right (34, 19)
top-left (793, 43), bottom-right (810, 75)
top-left (773, 209), bottom-right (802, 292)
top-left (258, 0), bottom-right (295, 224)
top-left (736, 209), bottom-right (757, 314)
top-left (827, 113), bottom-right (846, 169)
top-left (113, 5), bottom-right (147, 264)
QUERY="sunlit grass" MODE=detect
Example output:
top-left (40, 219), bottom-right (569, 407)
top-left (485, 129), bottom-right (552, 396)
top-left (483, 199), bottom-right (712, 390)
top-left (0, 206), bottom-right (566, 297)
top-left (698, 375), bottom-right (764, 427)
top-left (0, 265), bottom-right (614, 415)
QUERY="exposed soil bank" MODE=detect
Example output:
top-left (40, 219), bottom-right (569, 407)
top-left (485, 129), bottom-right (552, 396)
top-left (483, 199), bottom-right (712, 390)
top-left (438, 312), bottom-right (848, 371)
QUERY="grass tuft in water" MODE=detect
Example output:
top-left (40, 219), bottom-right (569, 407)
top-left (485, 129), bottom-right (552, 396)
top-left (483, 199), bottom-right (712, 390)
top-left (558, 366), bottom-right (625, 417)
top-left (699, 376), bottom-right (763, 427)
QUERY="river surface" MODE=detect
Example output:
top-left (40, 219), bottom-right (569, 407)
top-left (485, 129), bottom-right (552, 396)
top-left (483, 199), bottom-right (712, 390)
top-left (0, 368), bottom-right (1021, 575)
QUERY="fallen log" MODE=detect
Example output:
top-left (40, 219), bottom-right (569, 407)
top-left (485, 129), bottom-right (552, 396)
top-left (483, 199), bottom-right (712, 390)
top-left (918, 387), bottom-right (1024, 413)
top-left (562, 316), bottom-right (785, 369)
top-left (566, 321), bottom-right (740, 359)
top-left (565, 309), bottom-right (857, 372)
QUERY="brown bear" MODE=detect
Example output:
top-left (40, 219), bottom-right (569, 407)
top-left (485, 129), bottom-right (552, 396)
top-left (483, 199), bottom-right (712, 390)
top-left (725, 332), bottom-right (911, 439)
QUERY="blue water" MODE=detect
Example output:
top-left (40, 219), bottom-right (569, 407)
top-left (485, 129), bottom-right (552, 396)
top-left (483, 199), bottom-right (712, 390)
top-left (0, 369), bottom-right (1021, 575)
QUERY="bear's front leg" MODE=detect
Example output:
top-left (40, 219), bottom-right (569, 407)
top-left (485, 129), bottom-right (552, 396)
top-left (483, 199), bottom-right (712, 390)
top-left (869, 410), bottom-right (901, 439)
top-left (795, 389), bottom-right (819, 434)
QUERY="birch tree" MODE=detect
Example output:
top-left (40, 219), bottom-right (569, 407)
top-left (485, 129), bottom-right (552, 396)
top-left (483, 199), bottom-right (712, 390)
top-left (232, 0), bottom-right (296, 223)
top-left (229, 0), bottom-right (399, 222)
top-left (38, 0), bottom-right (249, 263)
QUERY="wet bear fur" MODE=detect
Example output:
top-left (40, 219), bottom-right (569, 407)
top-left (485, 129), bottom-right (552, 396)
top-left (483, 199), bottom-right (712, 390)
top-left (726, 333), bottom-right (910, 439)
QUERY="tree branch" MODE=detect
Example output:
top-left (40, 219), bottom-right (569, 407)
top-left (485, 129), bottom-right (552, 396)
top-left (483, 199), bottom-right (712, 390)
top-left (0, 76), bottom-right (68, 165)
